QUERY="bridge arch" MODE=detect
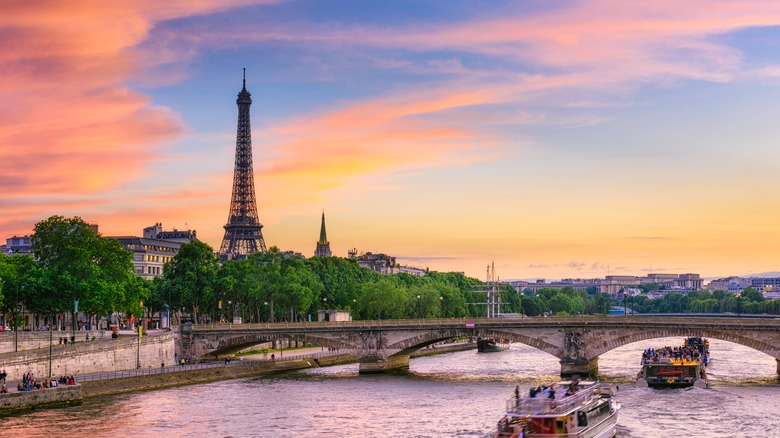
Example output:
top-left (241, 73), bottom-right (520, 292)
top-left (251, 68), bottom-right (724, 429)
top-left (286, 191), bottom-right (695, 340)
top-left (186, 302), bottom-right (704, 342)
top-left (585, 327), bottom-right (780, 361)
top-left (202, 333), bottom-right (356, 357)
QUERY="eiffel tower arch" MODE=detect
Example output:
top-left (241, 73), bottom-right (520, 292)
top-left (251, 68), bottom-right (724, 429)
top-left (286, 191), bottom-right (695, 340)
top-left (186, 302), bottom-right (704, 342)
top-left (219, 69), bottom-right (267, 259)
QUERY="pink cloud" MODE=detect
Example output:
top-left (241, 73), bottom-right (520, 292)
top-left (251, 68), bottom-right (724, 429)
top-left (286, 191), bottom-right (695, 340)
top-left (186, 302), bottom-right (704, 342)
top-left (0, 0), bottom-right (279, 234)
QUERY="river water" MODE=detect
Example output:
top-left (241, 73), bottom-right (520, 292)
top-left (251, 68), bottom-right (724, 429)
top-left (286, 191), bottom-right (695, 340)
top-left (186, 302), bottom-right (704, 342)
top-left (2, 337), bottom-right (778, 437)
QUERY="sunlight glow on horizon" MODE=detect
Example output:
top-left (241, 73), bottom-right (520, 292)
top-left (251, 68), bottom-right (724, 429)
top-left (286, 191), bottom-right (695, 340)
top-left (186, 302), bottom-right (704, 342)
top-left (3, 1), bottom-right (780, 280)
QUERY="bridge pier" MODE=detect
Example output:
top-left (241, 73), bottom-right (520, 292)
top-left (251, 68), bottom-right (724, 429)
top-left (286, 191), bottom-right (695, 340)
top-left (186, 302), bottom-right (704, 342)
top-left (358, 355), bottom-right (410, 374)
top-left (560, 357), bottom-right (598, 378)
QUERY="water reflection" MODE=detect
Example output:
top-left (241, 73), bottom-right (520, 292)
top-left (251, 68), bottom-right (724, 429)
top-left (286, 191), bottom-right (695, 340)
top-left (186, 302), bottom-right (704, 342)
top-left (1, 336), bottom-right (778, 437)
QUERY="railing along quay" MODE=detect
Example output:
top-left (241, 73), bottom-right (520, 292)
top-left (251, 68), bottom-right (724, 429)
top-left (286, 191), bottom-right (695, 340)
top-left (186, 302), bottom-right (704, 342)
top-left (190, 315), bottom-right (780, 330)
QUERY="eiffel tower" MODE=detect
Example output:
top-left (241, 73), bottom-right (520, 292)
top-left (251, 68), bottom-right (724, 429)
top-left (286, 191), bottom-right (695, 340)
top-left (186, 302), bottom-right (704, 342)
top-left (219, 69), bottom-right (267, 259)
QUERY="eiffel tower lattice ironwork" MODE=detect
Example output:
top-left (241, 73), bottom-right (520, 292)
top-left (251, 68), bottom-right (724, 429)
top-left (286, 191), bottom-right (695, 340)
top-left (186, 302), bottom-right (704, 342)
top-left (219, 69), bottom-right (267, 259)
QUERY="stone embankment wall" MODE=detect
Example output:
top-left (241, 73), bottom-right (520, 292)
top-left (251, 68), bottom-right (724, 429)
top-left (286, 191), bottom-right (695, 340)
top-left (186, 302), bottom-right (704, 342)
top-left (0, 332), bottom-right (175, 381)
top-left (0, 330), bottom-right (110, 354)
top-left (81, 354), bottom-right (356, 398)
top-left (0, 385), bottom-right (82, 414)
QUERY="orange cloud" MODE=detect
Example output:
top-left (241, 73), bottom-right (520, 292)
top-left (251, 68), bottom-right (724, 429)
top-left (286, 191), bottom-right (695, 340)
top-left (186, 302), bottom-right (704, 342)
top-left (0, 0), bottom-right (277, 234)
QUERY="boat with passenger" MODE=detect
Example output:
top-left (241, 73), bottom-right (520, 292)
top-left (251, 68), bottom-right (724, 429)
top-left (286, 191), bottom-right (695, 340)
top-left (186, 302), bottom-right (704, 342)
top-left (636, 338), bottom-right (708, 388)
top-left (684, 337), bottom-right (710, 366)
top-left (488, 379), bottom-right (620, 437)
top-left (477, 337), bottom-right (510, 353)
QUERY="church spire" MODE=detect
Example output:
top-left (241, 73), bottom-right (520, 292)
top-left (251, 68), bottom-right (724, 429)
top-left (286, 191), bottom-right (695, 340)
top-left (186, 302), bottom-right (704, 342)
top-left (314, 211), bottom-right (332, 257)
top-left (318, 210), bottom-right (328, 244)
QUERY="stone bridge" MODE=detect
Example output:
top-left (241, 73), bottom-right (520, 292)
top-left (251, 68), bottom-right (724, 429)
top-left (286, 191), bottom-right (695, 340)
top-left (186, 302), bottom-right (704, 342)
top-left (180, 316), bottom-right (780, 375)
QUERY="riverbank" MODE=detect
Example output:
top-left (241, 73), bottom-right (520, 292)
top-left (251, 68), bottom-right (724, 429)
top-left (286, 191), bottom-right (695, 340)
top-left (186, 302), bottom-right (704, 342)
top-left (1, 341), bottom-right (476, 413)
top-left (0, 384), bottom-right (83, 415)
top-left (80, 342), bottom-right (476, 398)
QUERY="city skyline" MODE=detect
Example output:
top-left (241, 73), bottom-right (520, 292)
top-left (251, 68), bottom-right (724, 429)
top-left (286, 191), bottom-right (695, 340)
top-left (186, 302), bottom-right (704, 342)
top-left (3, 1), bottom-right (780, 280)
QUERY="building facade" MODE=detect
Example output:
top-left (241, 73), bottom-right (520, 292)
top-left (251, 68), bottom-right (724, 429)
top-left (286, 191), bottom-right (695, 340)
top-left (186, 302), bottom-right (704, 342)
top-left (110, 223), bottom-right (197, 280)
top-left (2, 235), bottom-right (31, 255)
top-left (349, 250), bottom-right (398, 275)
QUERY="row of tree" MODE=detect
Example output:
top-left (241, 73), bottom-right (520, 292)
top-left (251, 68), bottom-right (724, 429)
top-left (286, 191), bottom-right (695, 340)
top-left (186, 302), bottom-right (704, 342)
top-left (621, 288), bottom-right (780, 315)
top-left (4, 216), bottom-right (780, 330)
top-left (0, 216), bottom-right (145, 329)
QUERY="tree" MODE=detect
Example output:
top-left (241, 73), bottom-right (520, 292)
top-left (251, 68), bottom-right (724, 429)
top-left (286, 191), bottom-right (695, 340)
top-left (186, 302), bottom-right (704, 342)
top-left (278, 256), bottom-right (322, 321)
top-left (32, 215), bottom-right (135, 320)
top-left (0, 255), bottom-right (42, 328)
top-left (357, 279), bottom-right (407, 319)
top-left (741, 287), bottom-right (765, 302)
top-left (520, 295), bottom-right (545, 316)
top-left (159, 240), bottom-right (219, 323)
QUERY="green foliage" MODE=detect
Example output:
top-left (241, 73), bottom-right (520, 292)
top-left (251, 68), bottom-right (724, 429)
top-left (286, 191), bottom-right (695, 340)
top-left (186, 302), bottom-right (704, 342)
top-left (740, 287), bottom-right (765, 302)
top-left (520, 295), bottom-right (545, 316)
top-left (357, 278), bottom-right (408, 319)
top-left (31, 215), bottom-right (135, 315)
top-left (11, 216), bottom-right (780, 325)
top-left (157, 240), bottom-right (219, 322)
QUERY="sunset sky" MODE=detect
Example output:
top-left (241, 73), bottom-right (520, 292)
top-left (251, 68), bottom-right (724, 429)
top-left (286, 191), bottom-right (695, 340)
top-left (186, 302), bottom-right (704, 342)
top-left (3, 1), bottom-right (780, 281)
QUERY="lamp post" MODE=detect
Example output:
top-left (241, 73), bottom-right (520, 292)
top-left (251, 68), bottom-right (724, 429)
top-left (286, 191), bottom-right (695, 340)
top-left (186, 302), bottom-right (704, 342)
top-left (49, 309), bottom-right (56, 378)
top-left (228, 301), bottom-right (232, 324)
top-left (416, 294), bottom-right (421, 319)
top-left (264, 302), bottom-right (269, 322)
top-left (137, 301), bottom-right (143, 369)
top-left (622, 289), bottom-right (627, 317)
top-left (14, 285), bottom-right (20, 352)
top-left (72, 296), bottom-right (78, 344)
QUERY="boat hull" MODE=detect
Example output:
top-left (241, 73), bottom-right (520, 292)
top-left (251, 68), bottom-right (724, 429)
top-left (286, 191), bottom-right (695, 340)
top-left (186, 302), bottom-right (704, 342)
top-left (477, 338), bottom-right (509, 353)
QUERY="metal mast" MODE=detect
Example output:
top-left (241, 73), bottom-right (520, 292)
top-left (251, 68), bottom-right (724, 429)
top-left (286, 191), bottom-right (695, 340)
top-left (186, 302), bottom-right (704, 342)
top-left (486, 261), bottom-right (502, 318)
top-left (219, 69), bottom-right (267, 259)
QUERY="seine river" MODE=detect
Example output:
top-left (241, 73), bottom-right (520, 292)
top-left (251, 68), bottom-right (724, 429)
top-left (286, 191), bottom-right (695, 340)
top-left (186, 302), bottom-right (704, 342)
top-left (2, 337), bottom-right (778, 437)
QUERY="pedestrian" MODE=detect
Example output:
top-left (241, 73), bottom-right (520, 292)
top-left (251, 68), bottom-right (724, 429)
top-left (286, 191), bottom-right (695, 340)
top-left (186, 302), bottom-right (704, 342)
top-left (271, 353), bottom-right (275, 362)
top-left (85, 333), bottom-right (89, 342)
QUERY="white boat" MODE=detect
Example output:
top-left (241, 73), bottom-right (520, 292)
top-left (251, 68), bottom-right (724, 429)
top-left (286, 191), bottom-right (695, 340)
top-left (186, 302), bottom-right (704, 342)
top-left (488, 380), bottom-right (620, 438)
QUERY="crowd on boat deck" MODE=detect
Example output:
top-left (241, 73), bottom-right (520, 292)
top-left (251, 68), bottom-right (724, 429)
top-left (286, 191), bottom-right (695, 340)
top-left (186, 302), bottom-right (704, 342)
top-left (642, 345), bottom-right (707, 364)
top-left (528, 380), bottom-right (581, 399)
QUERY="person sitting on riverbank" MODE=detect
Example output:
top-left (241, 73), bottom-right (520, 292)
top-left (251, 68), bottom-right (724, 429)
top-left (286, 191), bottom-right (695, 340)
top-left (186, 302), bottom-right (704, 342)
top-left (0, 384), bottom-right (7, 394)
top-left (67, 376), bottom-right (75, 385)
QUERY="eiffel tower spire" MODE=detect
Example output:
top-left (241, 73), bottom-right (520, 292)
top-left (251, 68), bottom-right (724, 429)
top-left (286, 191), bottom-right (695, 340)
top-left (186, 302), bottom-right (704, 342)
top-left (314, 210), bottom-right (332, 257)
top-left (219, 69), bottom-right (267, 259)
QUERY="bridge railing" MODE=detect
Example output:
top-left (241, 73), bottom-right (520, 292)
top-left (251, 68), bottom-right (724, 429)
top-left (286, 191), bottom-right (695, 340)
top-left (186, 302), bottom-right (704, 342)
top-left (190, 315), bottom-right (780, 330)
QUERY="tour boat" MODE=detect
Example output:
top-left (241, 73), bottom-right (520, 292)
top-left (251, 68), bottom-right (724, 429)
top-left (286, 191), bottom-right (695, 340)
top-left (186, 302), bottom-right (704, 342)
top-left (477, 337), bottom-right (510, 353)
top-left (489, 380), bottom-right (620, 438)
top-left (636, 339), bottom-right (708, 389)
top-left (684, 337), bottom-right (710, 365)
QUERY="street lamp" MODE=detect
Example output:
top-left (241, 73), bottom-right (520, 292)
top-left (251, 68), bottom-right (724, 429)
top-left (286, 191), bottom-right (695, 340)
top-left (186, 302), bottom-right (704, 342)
top-left (14, 285), bottom-right (21, 352)
top-left (72, 296), bottom-right (78, 344)
top-left (416, 295), bottom-right (421, 319)
top-left (263, 302), bottom-right (269, 322)
top-left (49, 309), bottom-right (57, 378)
top-left (228, 301), bottom-right (232, 323)
top-left (137, 301), bottom-right (143, 369)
